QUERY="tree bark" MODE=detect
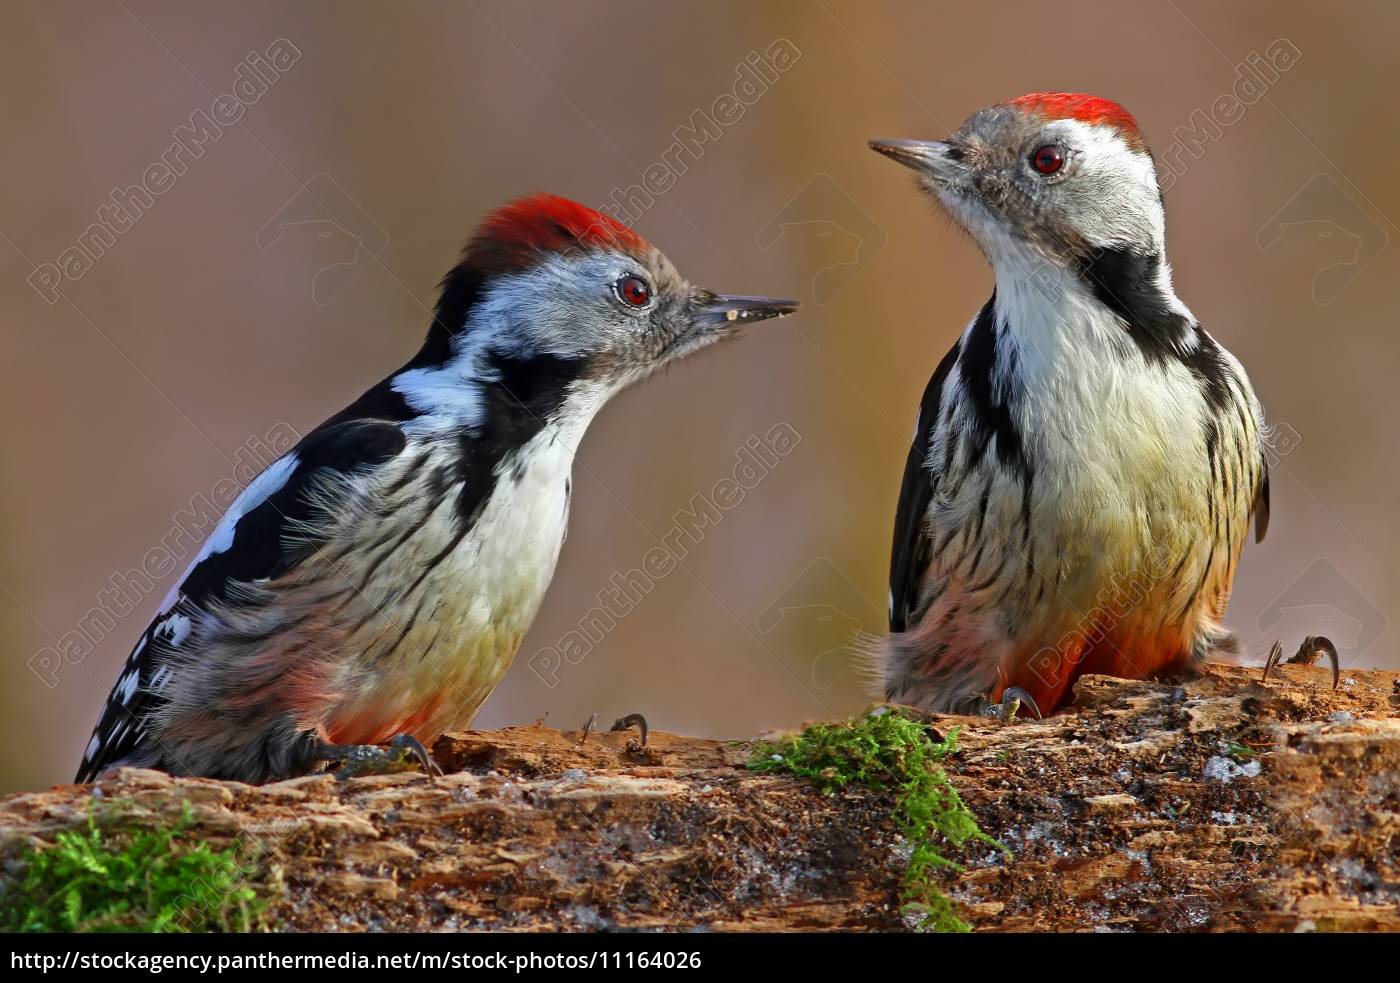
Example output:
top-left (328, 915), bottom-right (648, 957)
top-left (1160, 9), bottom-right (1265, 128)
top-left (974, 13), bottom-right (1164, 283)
top-left (2, 663), bottom-right (1396, 932)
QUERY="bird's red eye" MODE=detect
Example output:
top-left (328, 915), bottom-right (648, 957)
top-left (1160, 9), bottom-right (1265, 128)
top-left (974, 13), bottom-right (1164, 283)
top-left (1031, 145), bottom-right (1064, 175)
top-left (616, 274), bottom-right (651, 307)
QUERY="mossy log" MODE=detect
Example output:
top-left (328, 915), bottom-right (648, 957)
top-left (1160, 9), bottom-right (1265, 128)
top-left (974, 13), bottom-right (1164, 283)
top-left (1, 664), bottom-right (1397, 932)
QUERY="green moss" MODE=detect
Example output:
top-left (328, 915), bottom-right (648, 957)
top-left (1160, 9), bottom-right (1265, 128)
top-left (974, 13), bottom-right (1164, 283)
top-left (1224, 740), bottom-right (1256, 761)
top-left (0, 803), bottom-right (270, 933)
top-left (749, 708), bottom-right (1004, 932)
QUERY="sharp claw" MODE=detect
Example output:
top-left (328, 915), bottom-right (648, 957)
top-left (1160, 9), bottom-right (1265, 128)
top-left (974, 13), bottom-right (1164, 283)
top-left (610, 713), bottom-right (649, 747)
top-left (1288, 635), bottom-right (1340, 690)
top-left (1288, 635), bottom-right (1321, 666)
top-left (979, 688), bottom-right (1040, 722)
top-left (1262, 637), bottom-right (1340, 690)
top-left (579, 712), bottom-right (598, 744)
top-left (324, 733), bottom-right (441, 779)
top-left (388, 733), bottom-right (442, 777)
top-left (1323, 638), bottom-right (1341, 690)
top-left (1261, 640), bottom-right (1284, 684)
top-left (1003, 686), bottom-right (1043, 720)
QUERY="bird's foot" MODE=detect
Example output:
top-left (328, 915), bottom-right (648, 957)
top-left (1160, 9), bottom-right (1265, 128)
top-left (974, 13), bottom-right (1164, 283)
top-left (1261, 636), bottom-right (1340, 690)
top-left (323, 733), bottom-right (442, 779)
top-left (579, 711), bottom-right (650, 750)
top-left (980, 687), bottom-right (1043, 722)
top-left (610, 713), bottom-right (649, 748)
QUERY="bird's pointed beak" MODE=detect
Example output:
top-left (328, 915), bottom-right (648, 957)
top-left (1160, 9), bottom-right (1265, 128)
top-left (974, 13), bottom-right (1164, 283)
top-left (869, 138), bottom-right (961, 182)
top-left (694, 293), bottom-right (800, 328)
top-left (657, 291), bottom-right (799, 365)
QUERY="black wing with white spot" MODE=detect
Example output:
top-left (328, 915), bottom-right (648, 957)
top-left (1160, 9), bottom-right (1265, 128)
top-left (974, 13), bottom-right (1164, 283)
top-left (889, 340), bottom-right (960, 633)
top-left (74, 419), bottom-right (408, 782)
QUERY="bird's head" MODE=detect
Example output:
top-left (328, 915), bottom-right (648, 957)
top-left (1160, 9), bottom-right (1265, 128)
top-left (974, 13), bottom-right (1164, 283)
top-left (425, 194), bottom-right (797, 404)
top-left (871, 94), bottom-right (1165, 274)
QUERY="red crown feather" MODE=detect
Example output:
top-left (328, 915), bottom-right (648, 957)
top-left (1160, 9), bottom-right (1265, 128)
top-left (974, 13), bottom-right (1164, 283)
top-left (1008, 93), bottom-right (1144, 149)
top-left (466, 193), bottom-right (649, 273)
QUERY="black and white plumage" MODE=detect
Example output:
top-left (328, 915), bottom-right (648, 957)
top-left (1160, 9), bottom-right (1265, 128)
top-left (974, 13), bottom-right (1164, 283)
top-left (870, 94), bottom-right (1269, 715)
top-left (76, 194), bottom-right (797, 783)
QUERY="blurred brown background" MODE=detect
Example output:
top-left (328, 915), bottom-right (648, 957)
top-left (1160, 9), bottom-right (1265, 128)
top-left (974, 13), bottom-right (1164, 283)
top-left (2, 0), bottom-right (1396, 794)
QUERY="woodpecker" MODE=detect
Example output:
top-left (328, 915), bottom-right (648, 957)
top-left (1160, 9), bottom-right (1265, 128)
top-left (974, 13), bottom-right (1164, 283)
top-left (76, 193), bottom-right (797, 783)
top-left (869, 93), bottom-right (1268, 716)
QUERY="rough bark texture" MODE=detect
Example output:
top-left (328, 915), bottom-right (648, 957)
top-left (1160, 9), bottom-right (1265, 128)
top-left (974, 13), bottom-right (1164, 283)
top-left (2, 664), bottom-right (1397, 932)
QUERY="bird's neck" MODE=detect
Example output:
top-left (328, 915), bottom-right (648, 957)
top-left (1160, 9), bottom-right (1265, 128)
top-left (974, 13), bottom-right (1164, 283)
top-left (390, 335), bottom-right (601, 450)
top-left (989, 239), bottom-right (1198, 368)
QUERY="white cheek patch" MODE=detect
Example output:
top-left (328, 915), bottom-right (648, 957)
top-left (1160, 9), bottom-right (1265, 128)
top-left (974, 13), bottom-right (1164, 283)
top-left (472, 253), bottom-right (615, 361)
top-left (1052, 119), bottom-right (1164, 251)
top-left (392, 254), bottom-right (609, 433)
